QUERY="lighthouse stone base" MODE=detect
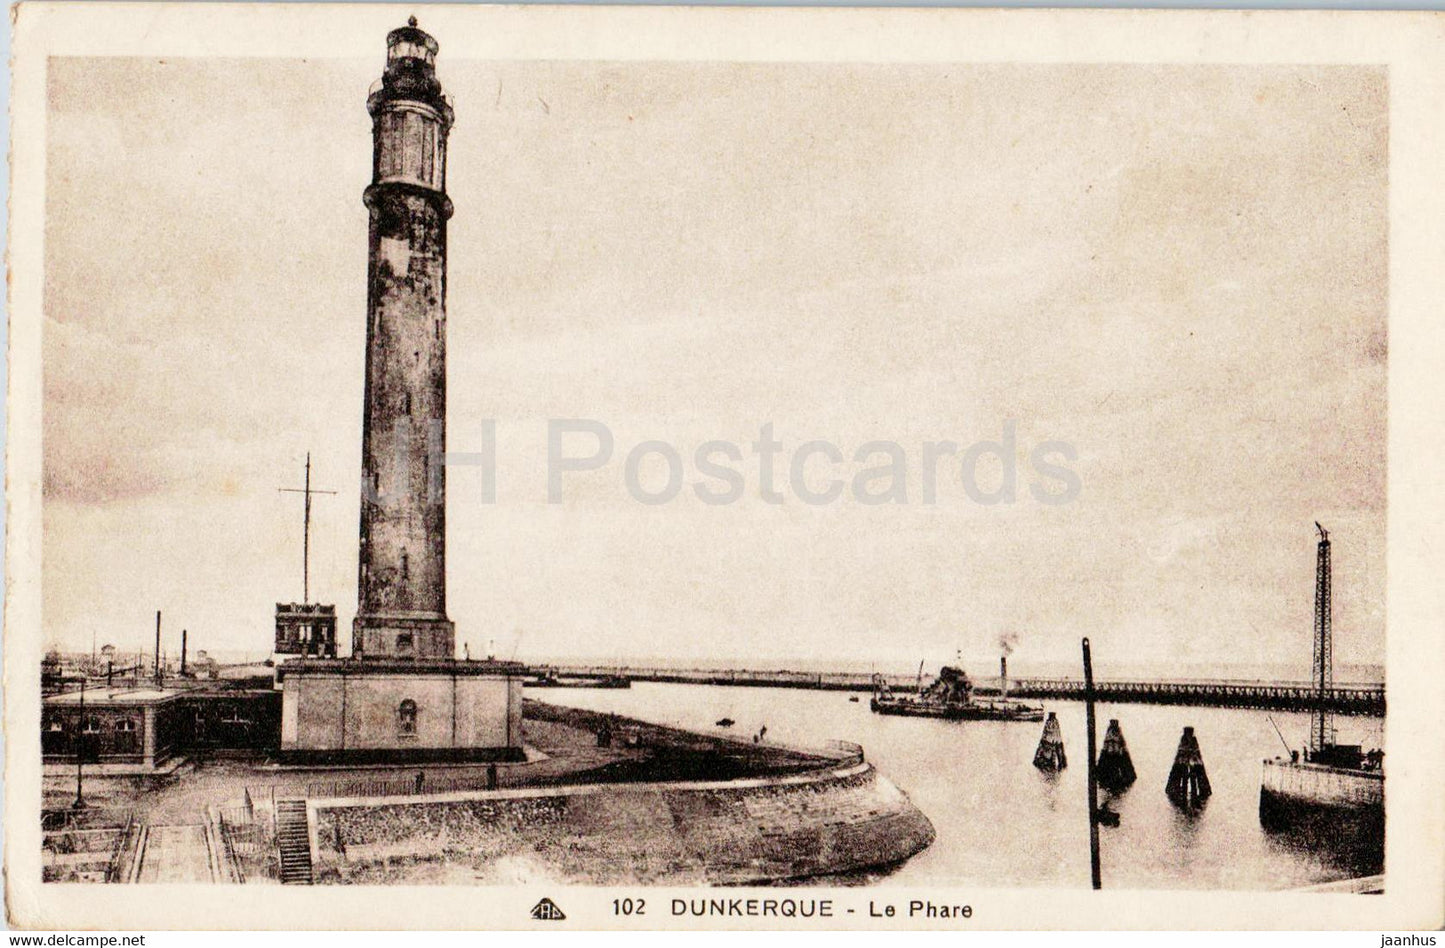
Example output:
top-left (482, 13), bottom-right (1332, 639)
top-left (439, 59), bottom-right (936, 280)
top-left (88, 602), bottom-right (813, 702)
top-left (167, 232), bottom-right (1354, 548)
top-left (278, 658), bottom-right (525, 765)
top-left (352, 615), bottom-right (456, 662)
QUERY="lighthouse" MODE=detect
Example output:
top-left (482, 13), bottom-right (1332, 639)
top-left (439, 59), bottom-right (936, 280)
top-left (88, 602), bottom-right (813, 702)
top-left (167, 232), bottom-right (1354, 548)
top-left (354, 17), bottom-right (456, 662)
top-left (277, 22), bottom-right (524, 765)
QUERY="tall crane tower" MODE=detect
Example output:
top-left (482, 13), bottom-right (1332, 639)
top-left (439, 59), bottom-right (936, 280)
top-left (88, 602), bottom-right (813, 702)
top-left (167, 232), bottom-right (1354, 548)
top-left (1309, 521), bottom-right (1335, 755)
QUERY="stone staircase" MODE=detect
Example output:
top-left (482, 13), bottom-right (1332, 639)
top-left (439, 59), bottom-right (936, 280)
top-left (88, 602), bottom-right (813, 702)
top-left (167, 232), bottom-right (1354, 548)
top-left (275, 799), bottom-right (313, 885)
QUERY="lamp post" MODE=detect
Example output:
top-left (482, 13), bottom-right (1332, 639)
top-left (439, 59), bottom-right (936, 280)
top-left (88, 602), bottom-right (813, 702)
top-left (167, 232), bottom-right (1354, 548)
top-left (72, 678), bottom-right (87, 810)
top-left (1083, 638), bottom-right (1100, 890)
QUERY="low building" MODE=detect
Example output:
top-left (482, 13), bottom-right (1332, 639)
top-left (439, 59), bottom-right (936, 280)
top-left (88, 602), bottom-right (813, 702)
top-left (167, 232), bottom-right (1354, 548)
top-left (42, 688), bottom-right (189, 769)
top-left (43, 685), bottom-right (283, 769)
top-left (276, 659), bottom-right (525, 765)
top-left (184, 690), bottom-right (282, 755)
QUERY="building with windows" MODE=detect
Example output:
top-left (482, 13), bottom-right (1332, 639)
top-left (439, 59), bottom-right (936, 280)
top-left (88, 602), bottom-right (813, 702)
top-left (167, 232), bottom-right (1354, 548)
top-left (43, 688), bottom-right (190, 769)
top-left (274, 602), bottom-right (338, 658)
top-left (42, 686), bottom-right (282, 770)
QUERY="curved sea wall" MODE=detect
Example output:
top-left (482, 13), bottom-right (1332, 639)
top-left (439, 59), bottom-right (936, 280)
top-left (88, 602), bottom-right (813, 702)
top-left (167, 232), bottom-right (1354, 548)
top-left (309, 760), bottom-right (935, 885)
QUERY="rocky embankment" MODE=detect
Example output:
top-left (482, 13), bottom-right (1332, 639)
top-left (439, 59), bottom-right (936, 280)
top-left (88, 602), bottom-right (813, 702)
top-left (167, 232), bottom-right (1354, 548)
top-left (309, 703), bottom-right (934, 884)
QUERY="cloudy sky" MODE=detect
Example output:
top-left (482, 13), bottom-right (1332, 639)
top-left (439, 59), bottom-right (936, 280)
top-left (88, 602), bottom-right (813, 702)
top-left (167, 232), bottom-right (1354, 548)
top-left (42, 53), bottom-right (1386, 676)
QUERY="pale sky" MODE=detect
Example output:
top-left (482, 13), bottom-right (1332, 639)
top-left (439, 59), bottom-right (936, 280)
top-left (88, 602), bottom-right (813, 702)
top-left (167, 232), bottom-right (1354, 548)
top-left (42, 56), bottom-right (1387, 676)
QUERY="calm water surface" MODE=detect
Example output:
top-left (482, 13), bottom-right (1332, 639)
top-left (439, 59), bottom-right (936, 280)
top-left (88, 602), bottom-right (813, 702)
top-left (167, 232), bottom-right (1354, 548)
top-left (534, 682), bottom-right (1384, 890)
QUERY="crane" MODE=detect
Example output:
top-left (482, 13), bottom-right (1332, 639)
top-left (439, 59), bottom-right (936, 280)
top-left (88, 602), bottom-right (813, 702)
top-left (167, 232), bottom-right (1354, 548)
top-left (1310, 522), bottom-right (1334, 757)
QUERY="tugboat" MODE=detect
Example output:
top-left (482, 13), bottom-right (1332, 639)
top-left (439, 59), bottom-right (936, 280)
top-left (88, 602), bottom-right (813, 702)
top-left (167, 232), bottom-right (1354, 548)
top-left (1259, 525), bottom-right (1384, 856)
top-left (870, 661), bottom-right (1044, 722)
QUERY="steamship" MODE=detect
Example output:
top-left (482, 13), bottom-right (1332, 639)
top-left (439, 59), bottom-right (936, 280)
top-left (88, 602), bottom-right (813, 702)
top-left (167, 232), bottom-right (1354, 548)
top-left (870, 659), bottom-right (1045, 722)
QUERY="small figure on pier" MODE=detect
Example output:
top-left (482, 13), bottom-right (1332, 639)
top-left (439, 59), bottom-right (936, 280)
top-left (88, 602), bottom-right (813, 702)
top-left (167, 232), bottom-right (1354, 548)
top-left (1096, 718), bottom-right (1137, 792)
top-left (1165, 726), bottom-right (1212, 807)
top-left (1033, 712), bottom-right (1067, 771)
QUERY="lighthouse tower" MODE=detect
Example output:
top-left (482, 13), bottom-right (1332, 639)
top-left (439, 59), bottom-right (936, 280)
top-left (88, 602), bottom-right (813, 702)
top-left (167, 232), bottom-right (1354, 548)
top-left (278, 23), bottom-right (523, 764)
top-left (354, 18), bottom-right (456, 661)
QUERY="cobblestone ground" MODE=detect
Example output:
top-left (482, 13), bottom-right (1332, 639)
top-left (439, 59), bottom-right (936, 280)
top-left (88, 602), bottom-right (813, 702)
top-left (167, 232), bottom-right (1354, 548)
top-left (136, 824), bottom-right (212, 882)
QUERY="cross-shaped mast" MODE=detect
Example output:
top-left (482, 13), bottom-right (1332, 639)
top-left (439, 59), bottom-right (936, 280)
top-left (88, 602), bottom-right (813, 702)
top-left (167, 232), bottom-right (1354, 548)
top-left (278, 452), bottom-right (336, 603)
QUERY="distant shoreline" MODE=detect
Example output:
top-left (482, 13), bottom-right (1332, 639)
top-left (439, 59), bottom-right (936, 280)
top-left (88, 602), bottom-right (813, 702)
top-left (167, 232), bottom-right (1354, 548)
top-left (539, 664), bottom-right (1385, 715)
top-left (43, 649), bottom-right (1386, 685)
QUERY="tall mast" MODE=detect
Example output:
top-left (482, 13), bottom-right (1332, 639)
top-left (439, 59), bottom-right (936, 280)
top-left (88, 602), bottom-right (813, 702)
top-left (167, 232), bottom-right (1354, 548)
top-left (279, 452), bottom-right (336, 603)
top-left (303, 455), bottom-right (311, 601)
top-left (1310, 522), bottom-right (1333, 755)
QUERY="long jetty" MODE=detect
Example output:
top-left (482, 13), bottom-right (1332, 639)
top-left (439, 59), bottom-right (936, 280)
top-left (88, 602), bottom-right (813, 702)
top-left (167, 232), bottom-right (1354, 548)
top-left (544, 665), bottom-right (1384, 714)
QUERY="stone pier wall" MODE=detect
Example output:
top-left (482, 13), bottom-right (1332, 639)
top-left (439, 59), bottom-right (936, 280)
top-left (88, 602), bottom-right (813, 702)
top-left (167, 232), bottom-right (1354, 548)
top-left (310, 761), bottom-right (934, 885)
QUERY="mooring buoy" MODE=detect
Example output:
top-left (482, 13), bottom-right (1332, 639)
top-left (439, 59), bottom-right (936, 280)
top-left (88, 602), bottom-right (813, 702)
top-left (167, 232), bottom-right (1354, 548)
top-left (1165, 725), bottom-right (1212, 807)
top-left (1096, 718), bottom-right (1137, 792)
top-left (1033, 711), bottom-right (1067, 771)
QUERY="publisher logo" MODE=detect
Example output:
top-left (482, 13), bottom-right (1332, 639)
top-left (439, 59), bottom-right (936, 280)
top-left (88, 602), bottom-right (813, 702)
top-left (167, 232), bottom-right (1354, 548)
top-left (530, 898), bottom-right (566, 921)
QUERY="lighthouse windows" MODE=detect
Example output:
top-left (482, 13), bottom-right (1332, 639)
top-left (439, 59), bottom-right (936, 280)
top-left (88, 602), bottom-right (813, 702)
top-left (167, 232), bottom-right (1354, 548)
top-left (390, 37), bottom-right (431, 62)
top-left (376, 108), bottom-right (444, 190)
top-left (421, 124), bottom-right (435, 184)
top-left (378, 112), bottom-right (404, 178)
top-left (402, 112), bottom-right (425, 180)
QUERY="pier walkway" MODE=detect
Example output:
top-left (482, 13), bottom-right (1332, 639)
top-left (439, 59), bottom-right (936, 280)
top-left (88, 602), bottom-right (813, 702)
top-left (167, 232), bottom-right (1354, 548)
top-left (545, 665), bottom-right (1385, 714)
top-left (134, 823), bottom-right (215, 883)
top-left (994, 676), bottom-right (1383, 713)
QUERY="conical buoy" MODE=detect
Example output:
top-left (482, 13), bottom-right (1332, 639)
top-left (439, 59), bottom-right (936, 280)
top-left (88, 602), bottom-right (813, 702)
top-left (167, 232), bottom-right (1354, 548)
top-left (1165, 726), bottom-right (1212, 806)
top-left (1096, 719), bottom-right (1136, 792)
top-left (1033, 712), bottom-right (1067, 771)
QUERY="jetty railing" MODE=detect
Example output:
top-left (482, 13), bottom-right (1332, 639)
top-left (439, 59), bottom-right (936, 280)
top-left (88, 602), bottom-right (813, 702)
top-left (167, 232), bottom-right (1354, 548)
top-left (545, 664), bottom-right (1384, 714)
top-left (995, 677), bottom-right (1383, 714)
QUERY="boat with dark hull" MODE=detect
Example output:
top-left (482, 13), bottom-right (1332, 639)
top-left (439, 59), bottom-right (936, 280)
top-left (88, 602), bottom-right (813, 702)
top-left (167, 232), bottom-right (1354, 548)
top-left (1260, 748), bottom-right (1383, 834)
top-left (870, 665), bottom-right (1045, 722)
top-left (1258, 525), bottom-right (1383, 869)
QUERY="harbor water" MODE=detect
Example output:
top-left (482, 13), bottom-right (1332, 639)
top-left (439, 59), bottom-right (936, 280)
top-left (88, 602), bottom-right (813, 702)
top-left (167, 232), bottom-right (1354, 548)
top-left (533, 681), bottom-right (1384, 889)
